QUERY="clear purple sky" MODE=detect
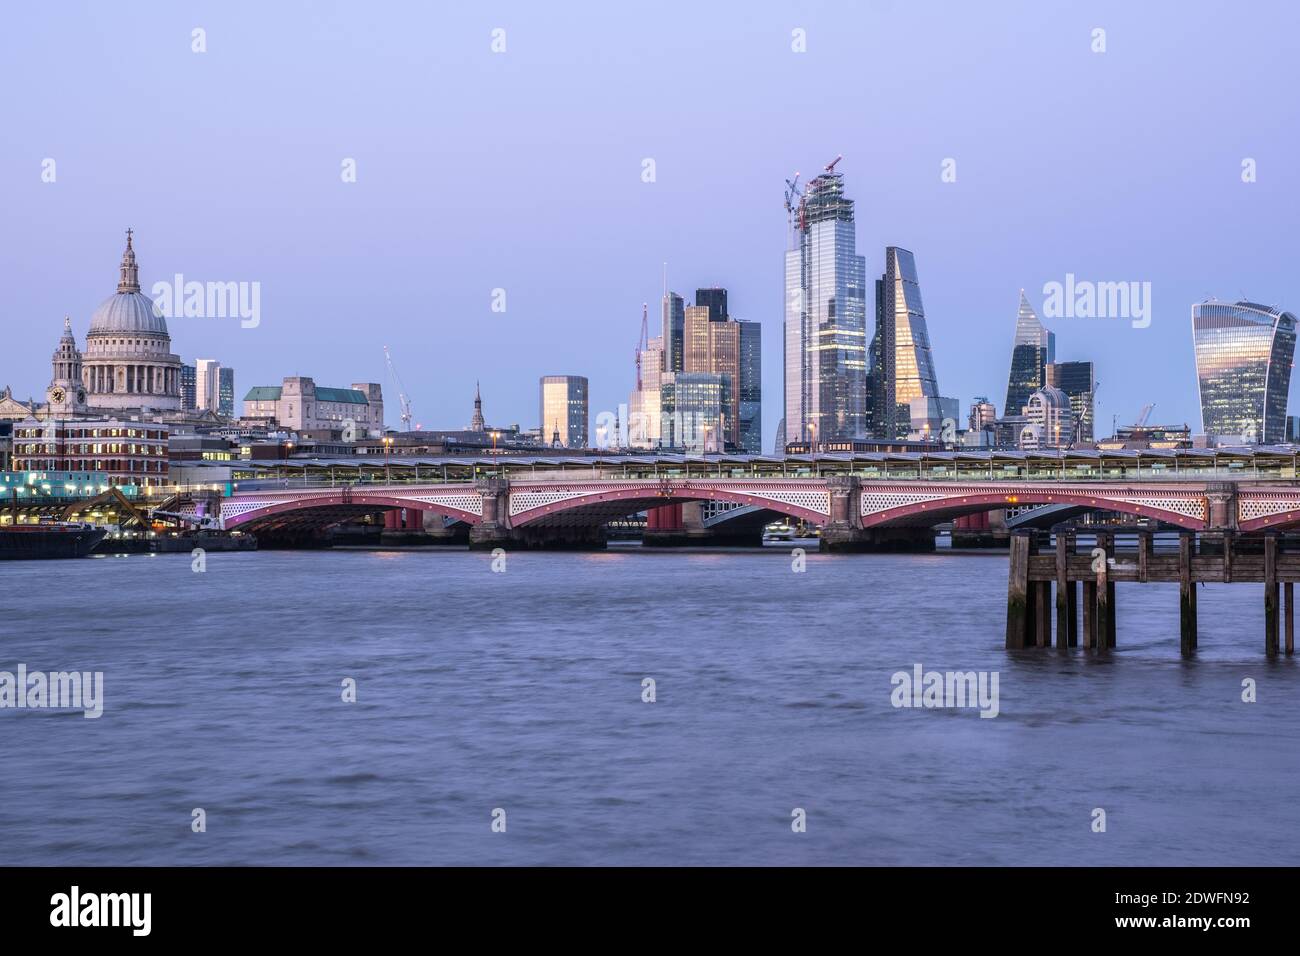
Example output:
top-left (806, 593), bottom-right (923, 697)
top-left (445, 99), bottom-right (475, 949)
top-left (4, 1), bottom-right (1299, 445)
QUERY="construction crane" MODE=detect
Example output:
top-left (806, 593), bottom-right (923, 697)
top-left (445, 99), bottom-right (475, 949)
top-left (634, 303), bottom-right (649, 390)
top-left (783, 171), bottom-right (803, 235)
top-left (824, 154), bottom-right (843, 173)
top-left (1135, 403), bottom-right (1156, 428)
top-left (383, 345), bottom-right (413, 432)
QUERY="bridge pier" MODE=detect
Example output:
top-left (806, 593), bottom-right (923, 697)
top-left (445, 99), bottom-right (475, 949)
top-left (468, 477), bottom-right (513, 551)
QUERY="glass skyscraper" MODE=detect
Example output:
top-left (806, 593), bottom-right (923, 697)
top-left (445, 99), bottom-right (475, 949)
top-left (539, 375), bottom-right (589, 448)
top-left (783, 165), bottom-right (867, 445)
top-left (1004, 291), bottom-right (1055, 417)
top-left (872, 247), bottom-right (941, 438)
top-left (1192, 300), bottom-right (1296, 444)
top-left (695, 287), bottom-right (728, 324)
top-left (661, 372), bottom-right (730, 453)
top-left (738, 320), bottom-right (762, 454)
top-left (661, 292), bottom-right (685, 373)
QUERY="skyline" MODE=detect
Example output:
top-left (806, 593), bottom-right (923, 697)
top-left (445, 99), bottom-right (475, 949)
top-left (5, 1), bottom-right (1300, 446)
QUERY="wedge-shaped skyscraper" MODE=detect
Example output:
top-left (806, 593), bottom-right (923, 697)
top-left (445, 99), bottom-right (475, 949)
top-left (1192, 300), bottom-right (1296, 444)
top-left (1004, 291), bottom-right (1055, 417)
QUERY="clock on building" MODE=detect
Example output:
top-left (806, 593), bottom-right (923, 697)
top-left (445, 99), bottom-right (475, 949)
top-left (49, 386), bottom-right (66, 404)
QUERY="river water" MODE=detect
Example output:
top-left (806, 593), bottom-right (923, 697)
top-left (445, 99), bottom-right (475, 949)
top-left (2, 544), bottom-right (1297, 866)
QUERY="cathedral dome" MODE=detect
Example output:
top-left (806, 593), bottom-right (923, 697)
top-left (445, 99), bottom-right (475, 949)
top-left (87, 229), bottom-right (169, 336)
top-left (89, 291), bottom-right (168, 335)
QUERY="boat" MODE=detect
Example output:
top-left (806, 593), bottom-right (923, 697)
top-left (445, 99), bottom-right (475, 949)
top-left (763, 521), bottom-right (796, 542)
top-left (0, 523), bottom-right (108, 560)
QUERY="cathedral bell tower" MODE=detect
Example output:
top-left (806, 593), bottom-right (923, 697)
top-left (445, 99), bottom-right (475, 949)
top-left (47, 316), bottom-right (88, 417)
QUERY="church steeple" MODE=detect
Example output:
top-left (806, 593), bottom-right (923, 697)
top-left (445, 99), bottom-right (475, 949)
top-left (469, 381), bottom-right (486, 431)
top-left (117, 227), bottom-right (140, 293)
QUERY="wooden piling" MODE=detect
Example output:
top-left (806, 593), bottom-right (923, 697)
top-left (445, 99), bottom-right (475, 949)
top-left (1006, 532), bottom-right (1031, 649)
top-left (1286, 582), bottom-right (1295, 655)
top-left (1265, 535), bottom-right (1279, 656)
top-left (1082, 580), bottom-right (1096, 649)
top-left (1036, 580), bottom-right (1052, 647)
top-left (1179, 534), bottom-right (1197, 656)
top-left (1067, 578), bottom-right (1079, 647)
top-left (1055, 533), bottom-right (1070, 649)
top-left (1095, 532), bottom-right (1111, 651)
top-left (1138, 531), bottom-right (1150, 583)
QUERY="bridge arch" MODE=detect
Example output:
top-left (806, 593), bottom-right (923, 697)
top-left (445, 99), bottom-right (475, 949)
top-left (224, 490), bottom-right (482, 532)
top-left (861, 489), bottom-right (1207, 530)
top-left (508, 482), bottom-right (829, 528)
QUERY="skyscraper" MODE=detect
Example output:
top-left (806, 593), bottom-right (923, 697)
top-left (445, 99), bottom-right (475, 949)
top-left (695, 287), bottom-right (728, 324)
top-left (684, 303), bottom-right (741, 448)
top-left (872, 247), bottom-right (942, 438)
top-left (628, 337), bottom-right (666, 449)
top-left (783, 161), bottom-right (867, 445)
top-left (661, 372), bottom-right (730, 453)
top-left (1045, 360), bottom-right (1095, 443)
top-left (738, 320), bottom-right (762, 453)
top-left (195, 359), bottom-right (221, 413)
top-left (662, 292), bottom-right (685, 373)
top-left (179, 363), bottom-right (197, 411)
top-left (1192, 300), bottom-right (1296, 444)
top-left (1004, 291), bottom-right (1055, 417)
top-left (539, 375), bottom-right (589, 448)
top-left (218, 366), bottom-right (235, 417)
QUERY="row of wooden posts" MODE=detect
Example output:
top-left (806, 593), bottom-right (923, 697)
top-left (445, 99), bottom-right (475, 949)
top-left (1006, 528), bottom-right (1298, 657)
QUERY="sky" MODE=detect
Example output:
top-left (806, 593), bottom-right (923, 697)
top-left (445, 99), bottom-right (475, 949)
top-left (3, 0), bottom-right (1300, 448)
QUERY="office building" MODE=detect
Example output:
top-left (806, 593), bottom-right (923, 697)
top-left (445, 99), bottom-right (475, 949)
top-left (1005, 291), bottom-right (1055, 417)
top-left (1045, 360), bottom-right (1095, 443)
top-left (539, 375), bottom-right (589, 448)
top-left (783, 160), bottom-right (868, 444)
top-left (1192, 300), bottom-right (1296, 444)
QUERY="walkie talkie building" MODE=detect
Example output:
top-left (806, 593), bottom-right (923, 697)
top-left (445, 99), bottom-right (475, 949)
top-left (1192, 300), bottom-right (1296, 444)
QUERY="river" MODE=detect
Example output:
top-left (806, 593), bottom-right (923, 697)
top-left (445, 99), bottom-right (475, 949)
top-left (1, 545), bottom-right (1296, 865)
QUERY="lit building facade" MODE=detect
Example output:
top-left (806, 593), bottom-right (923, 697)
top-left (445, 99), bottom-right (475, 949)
top-left (1192, 300), bottom-right (1296, 444)
top-left (661, 372), bottom-right (730, 452)
top-left (1004, 291), bottom-right (1055, 418)
top-left (10, 418), bottom-right (169, 487)
top-left (684, 303), bottom-right (741, 448)
top-left (539, 375), bottom-right (589, 448)
top-left (872, 246), bottom-right (943, 439)
top-left (783, 164), bottom-right (867, 444)
top-left (628, 338), bottom-right (666, 449)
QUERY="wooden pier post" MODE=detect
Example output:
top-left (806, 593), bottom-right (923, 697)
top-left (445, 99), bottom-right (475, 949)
top-left (1006, 532), bottom-right (1031, 649)
top-left (1067, 577), bottom-right (1079, 647)
top-left (1095, 532), bottom-right (1112, 651)
top-left (1286, 582), bottom-right (1295, 655)
top-left (1036, 580), bottom-right (1052, 647)
top-left (1179, 533), bottom-right (1197, 656)
top-left (1265, 534), bottom-right (1279, 656)
top-left (1137, 530), bottom-right (1151, 583)
top-left (1055, 533), bottom-right (1070, 649)
top-left (1083, 580), bottom-right (1096, 649)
